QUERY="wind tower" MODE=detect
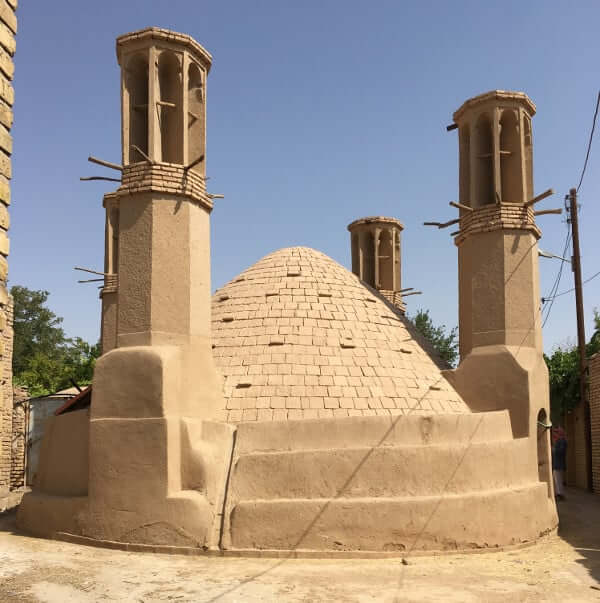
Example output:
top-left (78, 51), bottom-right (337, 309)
top-left (87, 28), bottom-right (230, 545)
top-left (445, 91), bottom-right (550, 452)
top-left (347, 216), bottom-right (405, 311)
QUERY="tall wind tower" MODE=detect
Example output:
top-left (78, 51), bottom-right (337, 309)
top-left (88, 28), bottom-right (230, 546)
top-left (445, 91), bottom-right (550, 452)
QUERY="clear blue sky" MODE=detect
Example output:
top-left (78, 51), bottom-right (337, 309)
top-left (9, 1), bottom-right (600, 352)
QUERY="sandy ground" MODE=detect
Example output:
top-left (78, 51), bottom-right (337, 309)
top-left (0, 487), bottom-right (599, 602)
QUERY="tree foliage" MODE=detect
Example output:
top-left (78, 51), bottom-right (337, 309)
top-left (545, 309), bottom-right (600, 423)
top-left (11, 286), bottom-right (100, 396)
top-left (410, 309), bottom-right (459, 368)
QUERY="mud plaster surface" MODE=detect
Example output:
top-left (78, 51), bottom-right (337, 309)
top-left (1, 488), bottom-right (599, 602)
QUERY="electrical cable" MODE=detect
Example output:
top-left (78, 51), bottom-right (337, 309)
top-left (577, 91), bottom-right (600, 192)
top-left (542, 226), bottom-right (571, 328)
top-left (544, 267), bottom-right (600, 301)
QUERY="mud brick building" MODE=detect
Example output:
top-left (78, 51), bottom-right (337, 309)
top-left (17, 29), bottom-right (560, 555)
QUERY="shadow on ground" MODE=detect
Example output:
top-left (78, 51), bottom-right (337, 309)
top-left (0, 507), bottom-right (20, 535)
top-left (557, 486), bottom-right (600, 587)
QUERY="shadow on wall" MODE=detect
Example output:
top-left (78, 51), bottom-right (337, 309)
top-left (556, 487), bottom-right (600, 586)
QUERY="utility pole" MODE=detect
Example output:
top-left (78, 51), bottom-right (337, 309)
top-left (568, 187), bottom-right (593, 491)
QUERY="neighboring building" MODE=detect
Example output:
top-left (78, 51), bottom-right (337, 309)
top-left (3, 388), bottom-right (82, 498)
top-left (563, 352), bottom-right (599, 493)
top-left (588, 353), bottom-right (600, 493)
top-left (565, 396), bottom-right (591, 490)
top-left (10, 385), bottom-right (27, 488)
top-left (24, 388), bottom-right (83, 486)
top-left (0, 0), bottom-right (16, 510)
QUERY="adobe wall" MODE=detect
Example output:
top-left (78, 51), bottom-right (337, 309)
top-left (0, 0), bottom-right (15, 497)
top-left (589, 353), bottom-right (600, 493)
top-left (20, 410), bottom-right (557, 553)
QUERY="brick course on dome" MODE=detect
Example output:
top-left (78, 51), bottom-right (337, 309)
top-left (211, 247), bottom-right (469, 422)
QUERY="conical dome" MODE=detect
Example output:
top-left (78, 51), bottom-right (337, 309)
top-left (211, 247), bottom-right (469, 422)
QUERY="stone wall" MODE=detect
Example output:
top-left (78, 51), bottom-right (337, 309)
top-left (590, 353), bottom-right (600, 493)
top-left (0, 0), bottom-right (15, 496)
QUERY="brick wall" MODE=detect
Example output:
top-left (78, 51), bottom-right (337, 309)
top-left (565, 354), bottom-right (598, 492)
top-left (572, 401), bottom-right (589, 489)
top-left (10, 385), bottom-right (26, 488)
top-left (590, 353), bottom-right (600, 493)
top-left (0, 0), bottom-right (14, 496)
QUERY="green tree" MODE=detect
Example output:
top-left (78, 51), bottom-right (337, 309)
top-left (12, 286), bottom-right (67, 376)
top-left (410, 309), bottom-right (459, 368)
top-left (545, 345), bottom-right (579, 423)
top-left (62, 337), bottom-right (101, 385)
top-left (545, 308), bottom-right (600, 423)
top-left (11, 285), bottom-right (100, 396)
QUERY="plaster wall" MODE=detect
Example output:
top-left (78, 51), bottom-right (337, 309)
top-left (20, 410), bottom-right (557, 553)
top-left (458, 229), bottom-right (541, 358)
top-left (229, 485), bottom-right (552, 552)
top-left (223, 413), bottom-right (556, 552)
top-left (33, 409), bottom-right (89, 497)
top-left (116, 194), bottom-right (214, 343)
top-left (26, 395), bottom-right (68, 486)
top-left (100, 290), bottom-right (117, 354)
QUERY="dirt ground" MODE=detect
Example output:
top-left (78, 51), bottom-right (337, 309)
top-left (0, 487), bottom-right (599, 602)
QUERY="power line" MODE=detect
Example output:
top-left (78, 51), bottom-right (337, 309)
top-left (513, 228), bottom-right (569, 358)
top-left (541, 90), bottom-right (600, 327)
top-left (542, 226), bottom-right (571, 328)
top-left (577, 90), bottom-right (600, 192)
top-left (544, 267), bottom-right (600, 301)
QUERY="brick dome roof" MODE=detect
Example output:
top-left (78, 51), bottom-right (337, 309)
top-left (211, 247), bottom-right (469, 422)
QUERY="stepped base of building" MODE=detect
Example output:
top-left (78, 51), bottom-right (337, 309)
top-left (226, 484), bottom-right (553, 552)
top-left (17, 411), bottom-right (558, 555)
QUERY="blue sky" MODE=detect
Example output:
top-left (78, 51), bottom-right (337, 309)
top-left (9, 1), bottom-right (600, 352)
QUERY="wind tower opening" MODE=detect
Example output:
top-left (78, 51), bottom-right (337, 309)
top-left (363, 231), bottom-right (375, 287)
top-left (187, 63), bottom-right (205, 174)
top-left (459, 125), bottom-right (470, 206)
top-left (379, 229), bottom-right (394, 290)
top-left (474, 113), bottom-right (494, 207)
top-left (499, 109), bottom-right (522, 202)
top-left (157, 51), bottom-right (183, 164)
top-left (125, 53), bottom-right (149, 164)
